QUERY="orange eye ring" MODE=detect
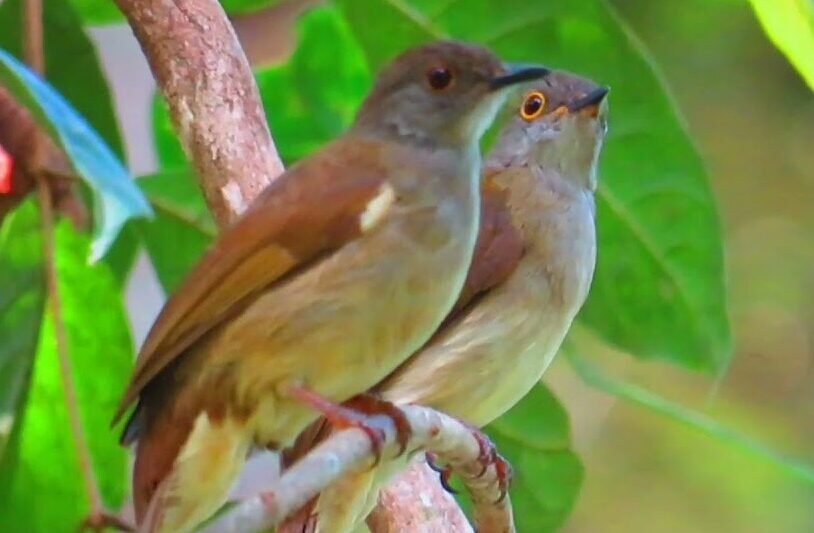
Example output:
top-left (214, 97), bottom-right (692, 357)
top-left (426, 66), bottom-right (454, 91)
top-left (520, 91), bottom-right (546, 121)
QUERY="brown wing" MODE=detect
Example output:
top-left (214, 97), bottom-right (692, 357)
top-left (112, 140), bottom-right (391, 424)
top-left (450, 175), bottom-right (524, 315)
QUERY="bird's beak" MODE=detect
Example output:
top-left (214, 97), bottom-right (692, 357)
top-left (567, 86), bottom-right (610, 112)
top-left (490, 64), bottom-right (551, 91)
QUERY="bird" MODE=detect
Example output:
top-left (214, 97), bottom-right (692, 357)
top-left (112, 40), bottom-right (550, 533)
top-left (298, 70), bottom-right (610, 533)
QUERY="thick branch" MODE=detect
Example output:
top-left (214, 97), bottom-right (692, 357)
top-left (113, 0), bottom-right (284, 225)
top-left (201, 405), bottom-right (515, 533)
top-left (367, 461), bottom-right (473, 533)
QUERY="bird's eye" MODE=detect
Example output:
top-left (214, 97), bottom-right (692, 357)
top-left (426, 67), bottom-right (454, 91)
top-left (520, 91), bottom-right (546, 121)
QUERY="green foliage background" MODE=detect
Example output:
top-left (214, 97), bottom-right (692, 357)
top-left (0, 0), bottom-right (811, 531)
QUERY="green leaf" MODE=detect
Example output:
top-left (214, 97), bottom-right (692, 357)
top-left (748, 0), bottom-right (814, 90)
top-left (68, 0), bottom-right (284, 28)
top-left (0, 0), bottom-right (126, 158)
top-left (154, 4), bottom-right (371, 168)
top-left (0, 221), bottom-right (133, 529)
top-left (336, 0), bottom-right (731, 372)
top-left (0, 49), bottom-right (152, 260)
top-left (0, 202), bottom-right (45, 461)
top-left (485, 385), bottom-right (583, 532)
top-left (103, 224), bottom-right (140, 286)
top-left (138, 170), bottom-right (215, 292)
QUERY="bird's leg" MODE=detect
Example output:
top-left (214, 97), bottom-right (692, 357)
top-left (287, 386), bottom-right (389, 465)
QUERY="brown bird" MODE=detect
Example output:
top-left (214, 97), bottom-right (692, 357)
top-left (112, 41), bottom-right (549, 533)
top-left (303, 70), bottom-right (609, 533)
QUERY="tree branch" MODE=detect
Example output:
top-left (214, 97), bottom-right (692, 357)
top-left (201, 405), bottom-right (515, 533)
top-left (113, 0), bottom-right (284, 225)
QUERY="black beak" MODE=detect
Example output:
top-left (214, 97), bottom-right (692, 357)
top-left (490, 64), bottom-right (551, 91)
top-left (568, 86), bottom-right (610, 112)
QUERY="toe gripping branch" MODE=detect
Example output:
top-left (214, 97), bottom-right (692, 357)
top-left (288, 387), bottom-right (412, 466)
top-left (427, 424), bottom-right (513, 504)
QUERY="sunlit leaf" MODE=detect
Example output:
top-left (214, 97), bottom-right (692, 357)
top-left (153, 4), bottom-right (371, 168)
top-left (336, 0), bottom-right (731, 372)
top-left (748, 0), bottom-right (814, 90)
top-left (0, 202), bottom-right (44, 461)
top-left (0, 221), bottom-right (133, 529)
top-left (0, 50), bottom-right (152, 260)
top-left (137, 170), bottom-right (215, 292)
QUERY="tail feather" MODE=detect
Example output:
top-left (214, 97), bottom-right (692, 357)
top-left (133, 410), bottom-right (250, 532)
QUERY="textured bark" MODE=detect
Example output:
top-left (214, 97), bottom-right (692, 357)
top-left (368, 461), bottom-right (474, 533)
top-left (113, 0), bottom-right (285, 226)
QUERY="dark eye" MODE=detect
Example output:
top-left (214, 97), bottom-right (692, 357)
top-left (520, 91), bottom-right (546, 121)
top-left (426, 67), bottom-right (453, 90)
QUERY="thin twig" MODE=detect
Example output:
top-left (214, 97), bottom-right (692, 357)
top-left (34, 176), bottom-right (104, 515)
top-left (201, 405), bottom-right (514, 533)
top-left (23, 0), bottom-right (43, 74)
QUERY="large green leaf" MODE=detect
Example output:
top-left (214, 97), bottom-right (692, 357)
top-left (0, 49), bottom-right (152, 260)
top-left (69, 0), bottom-right (285, 27)
top-left (485, 385), bottom-right (583, 532)
top-left (154, 4), bottom-right (371, 168)
top-left (748, 0), bottom-right (814, 90)
top-left (0, 201), bottom-right (44, 461)
top-left (137, 170), bottom-right (216, 292)
top-left (0, 222), bottom-right (133, 530)
top-left (336, 0), bottom-right (731, 372)
top-left (0, 0), bottom-right (126, 158)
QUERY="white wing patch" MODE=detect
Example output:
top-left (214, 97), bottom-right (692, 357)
top-left (359, 182), bottom-right (396, 233)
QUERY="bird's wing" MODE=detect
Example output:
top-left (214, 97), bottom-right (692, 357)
top-left (450, 175), bottom-right (524, 315)
top-left (112, 141), bottom-right (393, 424)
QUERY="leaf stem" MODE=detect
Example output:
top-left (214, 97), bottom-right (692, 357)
top-left (568, 353), bottom-right (814, 485)
top-left (35, 175), bottom-right (105, 515)
top-left (25, 0), bottom-right (106, 519)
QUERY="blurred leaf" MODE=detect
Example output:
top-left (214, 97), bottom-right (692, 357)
top-left (154, 4), bottom-right (371, 167)
top-left (485, 385), bottom-right (583, 532)
top-left (336, 0), bottom-right (731, 372)
top-left (0, 49), bottom-right (152, 260)
top-left (748, 0), bottom-right (814, 90)
top-left (0, 221), bottom-right (133, 529)
top-left (68, 0), bottom-right (285, 27)
top-left (137, 170), bottom-right (215, 292)
top-left (67, 0), bottom-right (123, 26)
top-left (0, 0), bottom-right (126, 158)
top-left (0, 201), bottom-right (44, 461)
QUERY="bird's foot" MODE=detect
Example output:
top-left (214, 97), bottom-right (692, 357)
top-left (343, 393), bottom-right (412, 456)
top-left (466, 425), bottom-right (513, 503)
top-left (426, 452), bottom-right (457, 494)
top-left (288, 386), bottom-right (389, 465)
top-left (78, 510), bottom-right (134, 532)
